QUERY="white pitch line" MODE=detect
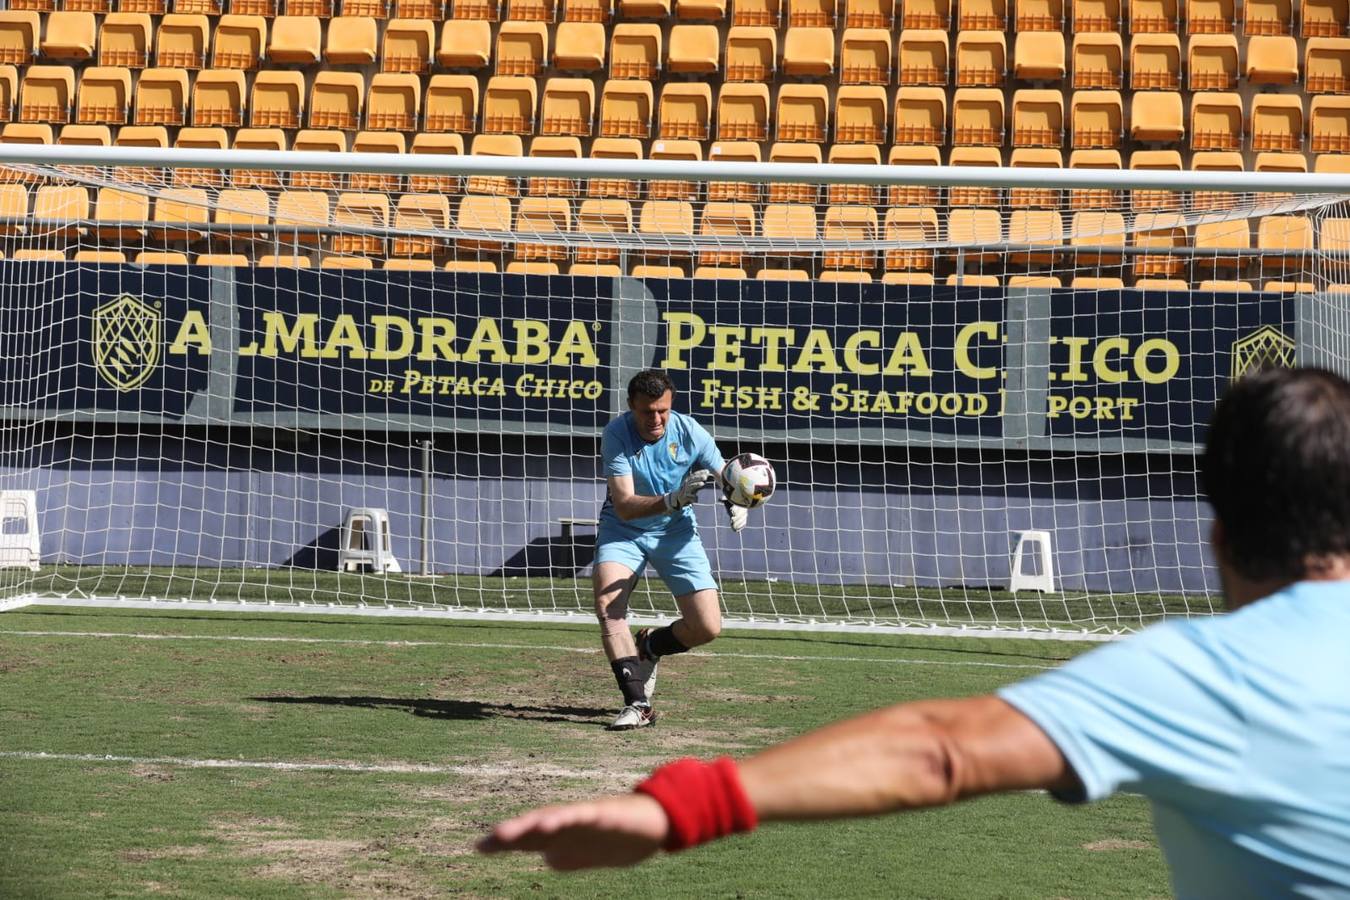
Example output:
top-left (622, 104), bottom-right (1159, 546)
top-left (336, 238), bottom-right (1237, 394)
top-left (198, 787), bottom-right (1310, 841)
top-left (0, 628), bottom-right (1059, 670)
top-left (0, 750), bottom-right (628, 780)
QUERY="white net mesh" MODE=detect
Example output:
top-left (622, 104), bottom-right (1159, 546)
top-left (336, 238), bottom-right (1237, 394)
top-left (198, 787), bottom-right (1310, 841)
top-left (0, 150), bottom-right (1343, 636)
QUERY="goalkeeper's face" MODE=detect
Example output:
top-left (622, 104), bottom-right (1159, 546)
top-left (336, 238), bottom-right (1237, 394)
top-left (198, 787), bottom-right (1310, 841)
top-left (630, 390), bottom-right (673, 442)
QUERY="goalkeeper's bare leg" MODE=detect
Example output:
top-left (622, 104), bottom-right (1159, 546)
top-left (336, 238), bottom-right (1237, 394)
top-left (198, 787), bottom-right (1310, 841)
top-left (594, 561), bottom-right (657, 730)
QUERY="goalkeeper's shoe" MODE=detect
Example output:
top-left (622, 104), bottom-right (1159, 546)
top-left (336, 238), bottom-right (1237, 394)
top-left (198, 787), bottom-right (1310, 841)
top-left (634, 627), bottom-right (659, 701)
top-left (607, 703), bottom-right (657, 731)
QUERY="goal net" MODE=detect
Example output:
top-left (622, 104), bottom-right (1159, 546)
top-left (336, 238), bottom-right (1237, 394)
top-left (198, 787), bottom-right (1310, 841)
top-left (0, 145), bottom-right (1344, 637)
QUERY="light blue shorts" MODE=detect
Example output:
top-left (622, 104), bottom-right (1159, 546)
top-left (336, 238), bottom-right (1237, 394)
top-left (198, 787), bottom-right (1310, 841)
top-left (595, 519), bottom-right (717, 598)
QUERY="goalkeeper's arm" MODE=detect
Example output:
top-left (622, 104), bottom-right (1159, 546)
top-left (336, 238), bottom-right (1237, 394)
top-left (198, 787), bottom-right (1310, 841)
top-left (607, 471), bottom-right (711, 521)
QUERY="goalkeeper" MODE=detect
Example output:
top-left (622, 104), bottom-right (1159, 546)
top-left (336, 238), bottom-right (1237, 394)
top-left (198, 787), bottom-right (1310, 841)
top-left (592, 369), bottom-right (748, 732)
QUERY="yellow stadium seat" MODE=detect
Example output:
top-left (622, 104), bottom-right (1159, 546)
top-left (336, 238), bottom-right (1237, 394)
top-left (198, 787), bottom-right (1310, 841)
top-left (658, 83), bottom-right (711, 140)
top-left (1070, 90), bottom-right (1121, 148)
top-left (1013, 32), bottom-right (1064, 81)
top-left (1185, 0), bottom-right (1231, 33)
top-left (758, 267), bottom-right (810, 280)
top-left (1187, 34), bottom-right (1237, 89)
top-left (697, 200), bottom-right (754, 266)
top-left (508, 0), bottom-right (555, 19)
top-left (1305, 38), bottom-right (1350, 94)
top-left (1009, 87), bottom-right (1058, 146)
top-left (0, 65), bottom-right (15, 122)
top-left (1130, 34), bottom-right (1180, 88)
top-left (291, 129), bottom-right (348, 189)
top-left (425, 74), bottom-right (478, 133)
top-left (94, 186), bottom-right (148, 239)
top-left (630, 263), bottom-right (687, 278)
top-left (902, 0), bottom-right (948, 26)
top-left (287, 0), bottom-right (335, 14)
top-left (676, 0), bottom-right (726, 18)
top-left (562, 0), bottom-right (610, 20)
top-left (1016, 0), bottom-right (1062, 29)
top-left (637, 199), bottom-right (695, 263)
top-left (610, 24), bottom-right (661, 79)
top-left (1262, 281), bottom-right (1314, 293)
top-left (67, 0), bottom-right (112, 11)
top-left (0, 12), bottom-right (39, 67)
top-left (212, 16), bottom-right (266, 70)
top-left (1069, 210), bottom-right (1125, 262)
top-left (438, 20), bottom-right (490, 68)
top-left (306, 71), bottom-right (363, 130)
top-left (822, 204), bottom-right (877, 271)
top-left (618, 0), bottom-right (669, 15)
top-left (947, 210), bottom-right (1002, 265)
top-left (575, 197), bottom-right (631, 263)
top-left (76, 67), bottom-right (131, 125)
top-left (1254, 151), bottom-right (1305, 174)
top-left (365, 72), bottom-right (420, 131)
top-left (321, 256), bottom-right (375, 269)
top-left (837, 28), bottom-right (891, 87)
top-left (845, 0), bottom-right (893, 25)
top-left (776, 83), bottom-right (828, 142)
top-left (192, 69), bottom-right (246, 127)
top-left (731, 0), bottom-right (779, 23)
top-left (954, 89), bottom-right (1006, 147)
top-left (1072, 34), bottom-right (1122, 89)
top-left (214, 187), bottom-right (271, 232)
top-left (1132, 278), bottom-right (1187, 289)
top-left (648, 139), bottom-right (700, 201)
top-left (20, 66), bottom-right (75, 124)
top-left (1072, 0), bottom-right (1119, 29)
top-left (513, 196), bottom-right (571, 263)
top-left (820, 270), bottom-right (873, 283)
top-left (1132, 211), bottom-right (1186, 276)
top-left (954, 31), bottom-right (1005, 87)
top-left (157, 15), bottom-right (209, 70)
top-left (1008, 147), bottom-right (1061, 208)
top-left (948, 144), bottom-right (1000, 204)
top-left (708, 141), bottom-right (762, 202)
top-left (100, 14), bottom-right (151, 68)
top-left (1190, 149), bottom-right (1243, 209)
top-left (724, 26), bottom-right (774, 82)
top-left (349, 131), bottom-right (406, 192)
top-left (1246, 34), bottom-right (1299, 85)
top-left (761, 202), bottom-right (817, 257)
top-left (1129, 0), bottom-right (1176, 31)
top-left (1311, 96), bottom-right (1350, 153)
top-left (233, 0), bottom-right (278, 14)
top-left (1007, 209), bottom-right (1062, 262)
top-left (466, 132), bottom-right (522, 196)
top-left (74, 250), bottom-right (126, 263)
top-left (783, 27), bottom-right (834, 77)
top-left (787, 0), bottom-right (835, 25)
top-left (176, 0), bottom-right (222, 13)
top-left (527, 134), bottom-right (582, 197)
top-left (1129, 90), bottom-right (1183, 142)
top-left (196, 252), bottom-right (251, 267)
top-left (136, 252), bottom-right (190, 265)
top-left (251, 70), bottom-right (304, 129)
top-left (831, 85), bottom-right (886, 144)
top-left (1250, 95), bottom-right (1302, 152)
top-left (42, 12), bottom-right (95, 62)
top-left (12, 249), bottom-right (66, 262)
top-left (409, 132), bottom-right (464, 193)
top-left (692, 266), bottom-right (748, 279)
top-left (275, 190), bottom-right (331, 245)
top-left (456, 193), bottom-right (513, 255)
top-left (1194, 217), bottom-right (1250, 269)
top-left (1197, 280), bottom-right (1252, 291)
top-left (268, 16), bottom-right (321, 64)
top-left (327, 16), bottom-right (380, 66)
top-left (1257, 215), bottom-right (1312, 266)
top-left (258, 255), bottom-right (314, 268)
top-left (958, 0), bottom-right (1005, 28)
top-left (599, 81), bottom-right (652, 138)
top-left (496, 22), bottom-right (546, 75)
top-left (883, 145), bottom-right (939, 207)
top-left (882, 206), bottom-right (938, 272)
top-left (766, 141), bottom-right (821, 204)
top-left (555, 22), bottom-right (606, 71)
top-left (717, 83), bottom-right (769, 141)
top-left (539, 77), bottom-right (594, 136)
top-left (384, 258), bottom-right (437, 270)
top-left (152, 187), bottom-right (209, 241)
top-left (894, 87), bottom-right (946, 145)
top-left (57, 124), bottom-right (110, 145)
top-left (1190, 92), bottom-right (1242, 150)
top-left (481, 75), bottom-right (535, 134)
top-left (1066, 147), bottom-right (1120, 209)
top-left (667, 24), bottom-right (718, 75)
top-left (331, 191), bottom-right (390, 256)
top-left (1303, 0), bottom-right (1345, 36)
top-left (896, 30), bottom-right (944, 86)
top-left (171, 127), bottom-right (226, 187)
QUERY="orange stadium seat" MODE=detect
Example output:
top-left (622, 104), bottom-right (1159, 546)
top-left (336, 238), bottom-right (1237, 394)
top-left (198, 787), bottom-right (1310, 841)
top-left (192, 69), bottom-right (246, 127)
top-left (902, 0), bottom-right (949, 27)
top-left (667, 24), bottom-right (718, 75)
top-left (76, 67), bottom-right (131, 125)
top-left (1072, 0), bottom-right (1119, 29)
top-left (599, 81), bottom-right (652, 138)
top-left (97, 15), bottom-right (151, 69)
top-left (437, 20), bottom-right (491, 68)
top-left (896, 30), bottom-right (945, 86)
top-left (349, 131), bottom-right (405, 193)
top-left (1246, 34), bottom-right (1299, 83)
top-left (1130, 0), bottom-right (1176, 31)
top-left (841, 28), bottom-right (892, 85)
top-left (331, 191), bottom-right (391, 256)
top-left (425, 75), bottom-right (479, 133)
top-left (526, 135), bottom-right (581, 197)
top-left (788, 0), bottom-right (836, 25)
top-left (1010, 89), bottom-right (1061, 147)
top-left (42, 12), bottom-right (96, 62)
top-left (825, 142), bottom-right (881, 205)
top-left (1008, 146), bottom-right (1061, 207)
top-left (1187, 34), bottom-right (1237, 89)
top-left (845, 0), bottom-right (894, 25)
top-left (610, 24), bottom-right (661, 79)
top-left (1131, 34), bottom-right (1181, 88)
top-left (1014, 32), bottom-right (1065, 81)
top-left (783, 27), bottom-right (834, 76)
top-left (1185, 0), bottom-right (1232, 33)
top-left (380, 20), bottom-right (432, 72)
top-left (539, 77), bottom-right (594, 136)
top-left (658, 83), bottom-right (711, 140)
top-left (1073, 34), bottom-right (1123, 88)
top-left (958, 0), bottom-right (1006, 29)
top-left (954, 31), bottom-right (1005, 87)
top-left (823, 204), bottom-right (878, 271)
top-left (408, 132), bottom-right (464, 193)
top-left (1250, 95), bottom-right (1303, 152)
top-left (835, 85), bottom-right (887, 143)
top-left (717, 83), bottom-right (770, 141)
top-left (326, 16), bottom-right (379, 66)
top-left (1070, 90), bottom-right (1122, 148)
top-left (954, 89), bottom-right (1006, 146)
top-left (0, 13), bottom-right (39, 67)
top-left (268, 16), bottom-right (321, 64)
top-left (232, 128), bottom-right (287, 188)
top-left (213, 16), bottom-right (267, 70)
top-left (1016, 0), bottom-right (1062, 28)
top-left (1305, 38), bottom-right (1350, 94)
top-left (275, 189), bottom-right (331, 245)
top-left (20, 66), bottom-right (75, 124)
top-left (1190, 91), bottom-right (1242, 150)
top-left (1311, 96), bottom-right (1350, 153)
top-left (157, 15), bottom-right (210, 70)
top-left (1303, 0), bottom-right (1346, 36)
top-left (776, 83), bottom-right (828, 142)
top-left (894, 87), bottom-right (946, 144)
top-left (481, 75), bottom-right (535, 134)
top-left (555, 22), bottom-right (607, 72)
top-left (724, 26), bottom-right (774, 81)
top-left (677, 0), bottom-right (726, 18)
top-left (250, 71), bottom-right (304, 129)
top-left (496, 22), bottom-right (546, 75)
top-left (767, 141), bottom-right (821, 204)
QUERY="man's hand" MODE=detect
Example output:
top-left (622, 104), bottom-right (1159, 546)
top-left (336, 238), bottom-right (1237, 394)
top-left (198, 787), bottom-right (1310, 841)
top-left (477, 794), bottom-right (670, 871)
top-left (664, 469), bottom-right (711, 511)
top-left (724, 500), bottom-right (748, 532)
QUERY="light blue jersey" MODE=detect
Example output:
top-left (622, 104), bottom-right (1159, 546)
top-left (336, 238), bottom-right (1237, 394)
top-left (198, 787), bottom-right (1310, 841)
top-left (1000, 581), bottom-right (1350, 899)
top-left (595, 409), bottom-right (726, 597)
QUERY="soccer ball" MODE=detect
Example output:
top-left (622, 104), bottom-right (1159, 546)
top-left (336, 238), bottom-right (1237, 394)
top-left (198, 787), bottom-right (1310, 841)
top-left (721, 453), bottom-right (776, 509)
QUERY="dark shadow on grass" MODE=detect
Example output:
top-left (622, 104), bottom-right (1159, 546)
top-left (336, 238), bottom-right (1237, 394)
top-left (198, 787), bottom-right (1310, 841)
top-left (251, 694), bottom-right (611, 724)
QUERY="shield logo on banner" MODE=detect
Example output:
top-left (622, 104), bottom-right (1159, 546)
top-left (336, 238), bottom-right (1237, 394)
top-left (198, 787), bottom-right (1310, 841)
top-left (93, 294), bottom-right (161, 392)
top-left (1231, 325), bottom-right (1295, 381)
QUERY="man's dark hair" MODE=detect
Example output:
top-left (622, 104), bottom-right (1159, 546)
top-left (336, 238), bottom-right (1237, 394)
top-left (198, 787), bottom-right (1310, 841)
top-left (1203, 366), bottom-right (1350, 580)
top-left (628, 369), bottom-right (675, 404)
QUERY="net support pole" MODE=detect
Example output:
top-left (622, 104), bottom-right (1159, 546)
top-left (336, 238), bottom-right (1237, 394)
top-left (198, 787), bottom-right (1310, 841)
top-left (420, 439), bottom-right (432, 578)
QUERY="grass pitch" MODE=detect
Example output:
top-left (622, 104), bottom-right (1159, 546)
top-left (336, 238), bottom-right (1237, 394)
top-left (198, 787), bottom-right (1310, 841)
top-left (0, 604), bottom-right (1170, 898)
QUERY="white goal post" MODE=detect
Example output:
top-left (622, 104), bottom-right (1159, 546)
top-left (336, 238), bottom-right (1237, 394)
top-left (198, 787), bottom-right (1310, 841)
top-left (0, 143), bottom-right (1346, 640)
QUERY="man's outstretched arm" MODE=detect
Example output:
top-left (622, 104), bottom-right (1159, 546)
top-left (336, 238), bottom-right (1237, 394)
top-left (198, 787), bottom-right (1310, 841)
top-left (478, 695), bottom-right (1076, 870)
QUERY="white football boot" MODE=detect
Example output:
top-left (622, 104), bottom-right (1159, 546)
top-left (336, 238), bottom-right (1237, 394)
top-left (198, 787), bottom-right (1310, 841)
top-left (607, 703), bottom-right (657, 731)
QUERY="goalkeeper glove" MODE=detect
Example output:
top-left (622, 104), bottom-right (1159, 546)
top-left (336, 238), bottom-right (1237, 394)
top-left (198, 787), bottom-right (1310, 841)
top-left (664, 469), bottom-right (712, 512)
top-left (724, 500), bottom-right (748, 533)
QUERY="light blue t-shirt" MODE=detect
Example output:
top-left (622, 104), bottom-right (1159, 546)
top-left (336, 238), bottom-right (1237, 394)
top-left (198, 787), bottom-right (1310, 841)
top-left (599, 409), bottom-right (724, 535)
top-left (1000, 581), bottom-right (1350, 899)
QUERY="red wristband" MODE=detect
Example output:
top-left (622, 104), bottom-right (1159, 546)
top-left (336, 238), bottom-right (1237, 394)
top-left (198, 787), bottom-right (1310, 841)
top-left (634, 757), bottom-right (759, 851)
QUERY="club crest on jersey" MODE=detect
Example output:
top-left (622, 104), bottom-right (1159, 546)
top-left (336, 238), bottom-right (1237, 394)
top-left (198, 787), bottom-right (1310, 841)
top-left (93, 294), bottom-right (161, 392)
top-left (668, 442), bottom-right (678, 462)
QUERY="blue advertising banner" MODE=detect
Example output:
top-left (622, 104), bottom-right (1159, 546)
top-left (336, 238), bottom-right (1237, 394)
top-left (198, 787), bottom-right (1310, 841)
top-left (233, 270), bottom-right (614, 426)
top-left (646, 278), bottom-right (1008, 437)
top-left (0, 261), bottom-right (211, 418)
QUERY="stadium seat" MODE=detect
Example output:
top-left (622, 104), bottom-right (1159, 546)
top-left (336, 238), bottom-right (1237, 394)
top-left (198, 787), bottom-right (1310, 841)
top-left (1070, 276), bottom-right (1123, 288)
top-left (667, 24), bottom-right (718, 75)
top-left (214, 187), bottom-right (271, 230)
top-left (233, 0), bottom-right (278, 13)
top-left (425, 75), bottom-right (479, 133)
top-left (330, 191), bottom-right (390, 256)
top-left (610, 24), bottom-right (661, 79)
top-left (57, 124), bottom-right (110, 145)
top-left (1071, 0), bottom-right (1119, 29)
top-left (157, 15), bottom-right (209, 70)
top-left (0, 12), bottom-right (39, 67)
top-left (954, 31), bottom-right (1005, 87)
top-left (783, 27), bottom-right (834, 77)
top-left (73, 250), bottom-right (126, 263)
top-left (1194, 217), bottom-right (1250, 269)
top-left (845, 0), bottom-right (894, 25)
top-left (1303, 0), bottom-right (1346, 36)
top-left (94, 186), bottom-right (149, 239)
top-left (540, 77), bottom-right (594, 136)
top-left (1069, 210), bottom-right (1125, 262)
top-left (1017, 0), bottom-right (1062, 27)
top-left (384, 258), bottom-right (437, 270)
top-left (495, 22), bottom-right (546, 75)
top-left (466, 132), bottom-right (523, 196)
top-left (879, 272), bottom-right (934, 284)
top-left (482, 75), bottom-right (535, 134)
top-left (1197, 279), bottom-right (1252, 291)
top-left (76, 68), bottom-right (131, 125)
top-left (598, 81), bottom-right (652, 138)
top-left (707, 141), bottom-right (762, 202)
top-left (676, 0), bottom-right (726, 18)
top-left (1129, 0), bottom-right (1176, 31)
top-left (761, 202), bottom-right (818, 259)
top-left (776, 84), bottom-right (828, 142)
top-left (349, 131), bottom-right (406, 191)
top-left (437, 19), bottom-right (491, 68)
top-left (326, 16), bottom-right (379, 66)
top-left (212, 16), bottom-right (266, 70)
top-left (1311, 96), bottom-right (1350, 153)
top-left (0, 66), bottom-right (15, 122)
top-left (192, 70), bottom-right (246, 127)
top-left (561, 0), bottom-right (610, 21)
top-left (954, 88), bottom-right (1004, 146)
top-left (698, 200), bottom-right (754, 267)
top-left (268, 16), bottom-right (321, 64)
top-left (1185, 0), bottom-right (1231, 33)
top-left (1014, 32), bottom-right (1065, 81)
top-left (1010, 89), bottom-right (1060, 147)
top-left (883, 206), bottom-right (939, 271)
top-left (526, 134), bottom-right (582, 197)
top-left (1305, 38), bottom-right (1350, 94)
top-left (757, 267), bottom-right (811, 280)
top-left (820, 269), bottom-right (873, 283)
top-left (648, 139), bottom-right (700, 200)
top-left (1070, 90), bottom-right (1122, 148)
top-left (97, 14), bottom-right (150, 68)
top-left (1005, 275), bottom-right (1061, 286)
top-left (825, 143), bottom-right (881, 205)
top-left (1067, 148), bottom-right (1121, 209)
top-left (165, 127), bottom-right (227, 188)
top-left (723, 26), bottom-right (774, 82)
top-left (896, 88), bottom-right (950, 146)
top-left (152, 187), bottom-right (210, 241)
top-left (1130, 34), bottom-right (1181, 88)
top-left (320, 255), bottom-right (375, 269)
top-left (42, 12), bottom-right (96, 62)
top-left (1187, 34), bottom-right (1238, 89)
top-left (20, 66), bottom-right (75, 124)
top-left (1190, 92), bottom-right (1242, 150)
top-left (896, 30), bottom-right (944, 86)
top-left (835, 85), bottom-right (888, 144)
top-left (409, 132), bottom-right (465, 193)
top-left (1246, 35), bottom-right (1299, 84)
top-left (903, 0), bottom-right (949, 26)
top-left (135, 251), bottom-right (190, 265)
top-left (290, 129), bottom-right (347, 189)
top-left (272, 190), bottom-right (330, 247)
top-left (1008, 147), bottom-right (1062, 208)
top-left (658, 83), bottom-right (711, 140)
top-left (947, 208), bottom-right (1001, 252)
top-left (946, 274), bottom-right (1000, 286)
top-left (1129, 90), bottom-right (1183, 142)
top-left (251, 71), bottom-right (305, 128)
top-left (554, 22), bottom-right (606, 72)
top-left (766, 141), bottom-right (821, 203)
top-left (509, 0), bottom-right (556, 19)
top-left (958, 0), bottom-right (1006, 29)
top-left (1132, 278), bottom-right (1187, 289)
top-left (840, 28), bottom-right (893, 86)
top-left (1190, 149), bottom-right (1243, 209)
top-left (788, 0), bottom-right (836, 25)
top-left (1007, 209), bottom-right (1062, 262)
top-left (575, 197), bottom-right (631, 263)
top-left (1072, 34), bottom-right (1122, 89)
top-left (1254, 150), bottom-right (1305, 175)
top-left (452, 0), bottom-right (497, 14)
top-left (1132, 211), bottom-right (1187, 276)
top-left (637, 200), bottom-right (695, 264)
top-left (1263, 281), bottom-right (1314, 293)
top-left (947, 145), bottom-right (1001, 207)
top-left (1257, 215), bottom-right (1312, 267)
top-left (257, 255), bottom-right (314, 268)
top-left (692, 266), bottom-right (748, 279)
top-left (716, 83), bottom-right (769, 141)
top-left (1250, 95), bottom-right (1302, 152)
top-left (732, 0), bottom-right (780, 24)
